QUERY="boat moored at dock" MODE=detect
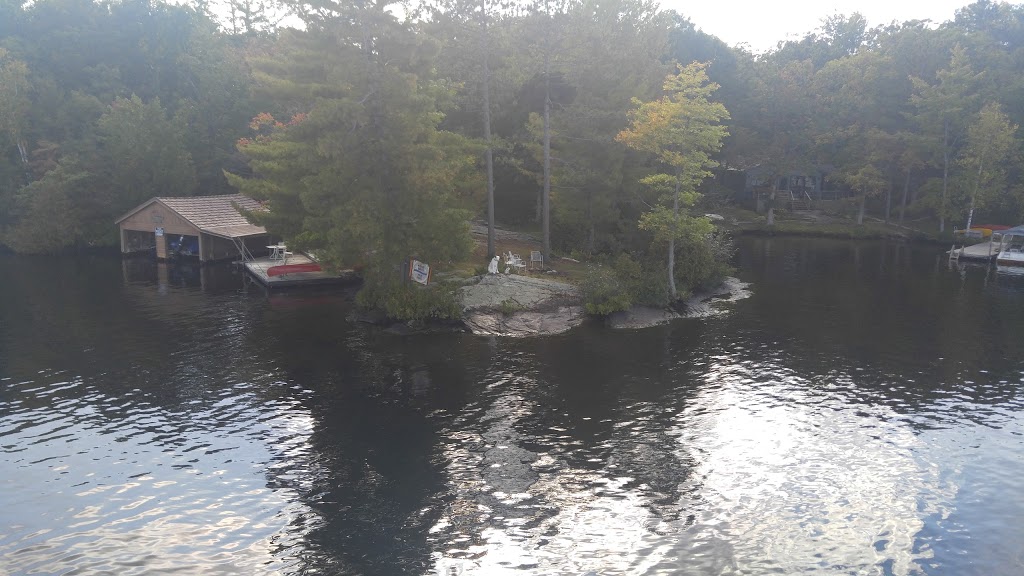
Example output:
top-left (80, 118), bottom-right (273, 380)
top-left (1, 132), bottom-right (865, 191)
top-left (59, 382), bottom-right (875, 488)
top-left (996, 225), bottom-right (1024, 267)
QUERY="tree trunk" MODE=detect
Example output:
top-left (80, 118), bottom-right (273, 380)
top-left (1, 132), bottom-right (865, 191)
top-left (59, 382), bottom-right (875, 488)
top-left (481, 0), bottom-right (496, 259)
top-left (884, 181), bottom-right (891, 224)
top-left (940, 119), bottom-right (949, 233)
top-left (899, 168), bottom-right (910, 225)
top-left (967, 157), bottom-right (984, 231)
top-left (542, 44), bottom-right (551, 263)
top-left (668, 174), bottom-right (679, 300)
top-left (857, 194), bottom-right (866, 225)
top-left (585, 188), bottom-right (594, 254)
top-left (16, 140), bottom-right (28, 165)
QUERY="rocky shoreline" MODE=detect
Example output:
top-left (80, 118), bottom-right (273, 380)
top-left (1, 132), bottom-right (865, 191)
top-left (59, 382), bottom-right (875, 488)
top-left (459, 274), bottom-right (585, 337)
top-left (604, 276), bottom-right (752, 329)
top-left (457, 274), bottom-right (752, 336)
top-left (355, 273), bottom-right (751, 337)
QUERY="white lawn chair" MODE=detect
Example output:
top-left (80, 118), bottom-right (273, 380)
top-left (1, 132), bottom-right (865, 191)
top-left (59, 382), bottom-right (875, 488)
top-left (504, 251), bottom-right (526, 273)
top-left (530, 250), bottom-right (544, 270)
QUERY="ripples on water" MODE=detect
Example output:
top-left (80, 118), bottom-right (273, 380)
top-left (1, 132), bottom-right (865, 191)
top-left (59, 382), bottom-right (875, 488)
top-left (2, 241), bottom-right (1024, 575)
top-left (0, 375), bottom-right (315, 575)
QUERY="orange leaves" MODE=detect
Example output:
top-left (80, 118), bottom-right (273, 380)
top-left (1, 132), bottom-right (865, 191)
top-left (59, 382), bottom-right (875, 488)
top-left (249, 112), bottom-right (279, 130)
top-left (239, 112), bottom-right (307, 150)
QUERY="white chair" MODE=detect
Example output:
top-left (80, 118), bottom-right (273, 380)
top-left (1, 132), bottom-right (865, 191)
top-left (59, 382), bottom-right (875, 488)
top-left (504, 251), bottom-right (526, 273)
top-left (530, 250), bottom-right (544, 270)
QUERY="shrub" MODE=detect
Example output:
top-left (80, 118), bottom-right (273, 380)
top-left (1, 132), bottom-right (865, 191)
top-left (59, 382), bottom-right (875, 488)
top-left (674, 229), bottom-right (735, 293)
top-left (581, 263), bottom-right (633, 315)
top-left (581, 253), bottom-right (668, 315)
top-left (356, 273), bottom-right (462, 322)
top-left (499, 298), bottom-right (524, 316)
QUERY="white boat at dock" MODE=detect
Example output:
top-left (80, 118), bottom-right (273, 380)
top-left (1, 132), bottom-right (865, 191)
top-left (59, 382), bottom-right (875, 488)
top-left (996, 225), bottom-right (1024, 267)
top-left (949, 225), bottom-right (1013, 263)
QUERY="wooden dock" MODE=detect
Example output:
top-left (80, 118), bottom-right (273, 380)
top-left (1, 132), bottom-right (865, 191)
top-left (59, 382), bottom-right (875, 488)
top-left (243, 253), bottom-right (357, 288)
top-left (950, 241), bottom-right (1000, 261)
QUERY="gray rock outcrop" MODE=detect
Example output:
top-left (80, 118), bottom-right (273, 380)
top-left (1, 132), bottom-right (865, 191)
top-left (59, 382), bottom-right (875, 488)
top-left (459, 274), bottom-right (584, 337)
top-left (606, 276), bottom-right (752, 329)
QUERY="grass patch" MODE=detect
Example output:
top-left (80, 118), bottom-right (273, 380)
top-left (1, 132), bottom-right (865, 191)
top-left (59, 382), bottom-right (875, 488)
top-left (499, 298), bottom-right (525, 316)
top-left (711, 206), bottom-right (943, 243)
top-left (739, 220), bottom-right (928, 240)
top-left (454, 228), bottom-right (590, 284)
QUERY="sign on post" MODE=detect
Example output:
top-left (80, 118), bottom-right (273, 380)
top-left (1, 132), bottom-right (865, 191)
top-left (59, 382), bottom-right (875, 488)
top-left (409, 259), bottom-right (430, 285)
top-left (155, 227), bottom-right (164, 237)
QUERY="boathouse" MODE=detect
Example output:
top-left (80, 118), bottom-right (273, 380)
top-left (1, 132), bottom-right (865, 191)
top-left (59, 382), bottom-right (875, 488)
top-left (116, 194), bottom-right (270, 263)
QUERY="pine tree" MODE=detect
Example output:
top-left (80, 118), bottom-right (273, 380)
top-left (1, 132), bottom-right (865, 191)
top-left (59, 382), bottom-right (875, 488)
top-left (616, 63), bottom-right (729, 299)
top-left (228, 6), bottom-right (477, 293)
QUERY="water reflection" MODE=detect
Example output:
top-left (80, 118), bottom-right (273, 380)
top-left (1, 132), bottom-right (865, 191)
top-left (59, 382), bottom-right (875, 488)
top-left (2, 240), bottom-right (1024, 575)
top-left (0, 372), bottom-right (315, 575)
top-left (661, 353), bottom-right (956, 574)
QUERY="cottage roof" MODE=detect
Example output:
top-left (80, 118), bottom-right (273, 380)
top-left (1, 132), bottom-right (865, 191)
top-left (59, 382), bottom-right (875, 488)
top-left (116, 194), bottom-right (268, 238)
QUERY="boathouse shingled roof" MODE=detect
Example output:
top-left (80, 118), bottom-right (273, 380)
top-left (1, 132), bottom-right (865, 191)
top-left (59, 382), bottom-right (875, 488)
top-left (115, 194), bottom-right (268, 238)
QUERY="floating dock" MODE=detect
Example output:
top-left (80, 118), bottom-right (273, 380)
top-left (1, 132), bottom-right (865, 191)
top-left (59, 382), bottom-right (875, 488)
top-left (949, 241), bottom-right (1000, 261)
top-left (243, 253), bottom-right (357, 288)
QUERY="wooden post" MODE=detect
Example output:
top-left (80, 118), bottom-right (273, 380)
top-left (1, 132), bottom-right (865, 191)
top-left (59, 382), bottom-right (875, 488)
top-left (155, 234), bottom-right (167, 260)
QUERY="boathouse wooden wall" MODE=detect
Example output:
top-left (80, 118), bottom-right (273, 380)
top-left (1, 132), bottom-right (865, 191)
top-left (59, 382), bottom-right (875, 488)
top-left (119, 202), bottom-right (202, 260)
top-left (201, 234), bottom-right (239, 262)
top-left (120, 203), bottom-right (200, 238)
top-left (118, 195), bottom-right (270, 263)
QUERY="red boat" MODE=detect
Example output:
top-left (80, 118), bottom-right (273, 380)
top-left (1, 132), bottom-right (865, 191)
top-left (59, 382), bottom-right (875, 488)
top-left (267, 263), bottom-right (323, 277)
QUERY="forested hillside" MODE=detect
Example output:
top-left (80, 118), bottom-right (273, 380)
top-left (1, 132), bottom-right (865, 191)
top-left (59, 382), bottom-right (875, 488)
top-left (2, 0), bottom-right (1024, 307)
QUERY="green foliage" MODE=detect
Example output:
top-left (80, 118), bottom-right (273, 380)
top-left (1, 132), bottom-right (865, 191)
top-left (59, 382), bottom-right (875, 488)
top-left (0, 0), bottom-right (257, 253)
top-left (98, 95), bottom-right (197, 209)
top-left (581, 264), bottom-right (634, 315)
top-left (616, 63), bottom-right (730, 181)
top-left (0, 48), bottom-right (31, 152)
top-left (673, 229), bottom-right (735, 293)
top-left (581, 253), bottom-right (668, 315)
top-left (4, 161), bottom-right (106, 253)
top-left (617, 62), bottom-right (729, 299)
top-left (6, 0), bottom-right (1024, 264)
top-left (638, 207), bottom-right (713, 243)
top-left (499, 298), bottom-right (525, 316)
top-left (355, 275), bottom-right (463, 322)
top-left (229, 19), bottom-right (476, 277)
top-left (960, 102), bottom-right (1018, 216)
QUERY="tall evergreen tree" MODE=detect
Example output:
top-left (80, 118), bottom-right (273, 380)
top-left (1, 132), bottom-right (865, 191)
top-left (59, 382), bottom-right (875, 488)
top-left (911, 45), bottom-right (983, 232)
top-left (616, 63), bottom-right (729, 299)
top-left (228, 8), bottom-right (477, 284)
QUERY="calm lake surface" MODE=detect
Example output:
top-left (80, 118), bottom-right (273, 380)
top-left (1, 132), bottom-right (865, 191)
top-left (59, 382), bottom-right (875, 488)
top-left (2, 237), bottom-right (1023, 576)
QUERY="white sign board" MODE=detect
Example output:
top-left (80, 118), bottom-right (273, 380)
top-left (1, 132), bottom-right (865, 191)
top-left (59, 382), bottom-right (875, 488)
top-left (155, 227), bottom-right (164, 237)
top-left (410, 259), bottom-right (430, 285)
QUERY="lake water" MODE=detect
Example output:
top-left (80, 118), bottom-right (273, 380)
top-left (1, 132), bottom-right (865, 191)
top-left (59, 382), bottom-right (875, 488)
top-left (1, 237), bottom-right (1023, 575)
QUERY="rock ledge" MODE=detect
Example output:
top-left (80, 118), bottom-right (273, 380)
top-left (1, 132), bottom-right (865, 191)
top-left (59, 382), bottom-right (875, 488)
top-left (606, 276), bottom-right (752, 329)
top-left (460, 274), bottom-right (584, 337)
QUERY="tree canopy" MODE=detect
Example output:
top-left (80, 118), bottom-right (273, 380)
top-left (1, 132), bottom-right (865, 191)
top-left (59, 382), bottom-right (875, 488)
top-left (3, 0), bottom-right (1024, 304)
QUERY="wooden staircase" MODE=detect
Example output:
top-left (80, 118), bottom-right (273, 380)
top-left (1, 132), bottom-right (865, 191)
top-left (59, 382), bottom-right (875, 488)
top-left (780, 190), bottom-right (813, 211)
top-left (788, 197), bottom-right (813, 211)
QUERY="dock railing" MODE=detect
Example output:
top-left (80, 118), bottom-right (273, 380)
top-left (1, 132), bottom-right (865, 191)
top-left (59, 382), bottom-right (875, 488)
top-left (232, 237), bottom-right (259, 267)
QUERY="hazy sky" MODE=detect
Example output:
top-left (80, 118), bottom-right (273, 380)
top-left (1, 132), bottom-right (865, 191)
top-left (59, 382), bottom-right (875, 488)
top-left (665, 0), bottom-right (973, 52)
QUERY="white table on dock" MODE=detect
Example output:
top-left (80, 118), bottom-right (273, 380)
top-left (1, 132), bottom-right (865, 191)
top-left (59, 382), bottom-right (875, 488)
top-left (267, 245), bottom-right (291, 263)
